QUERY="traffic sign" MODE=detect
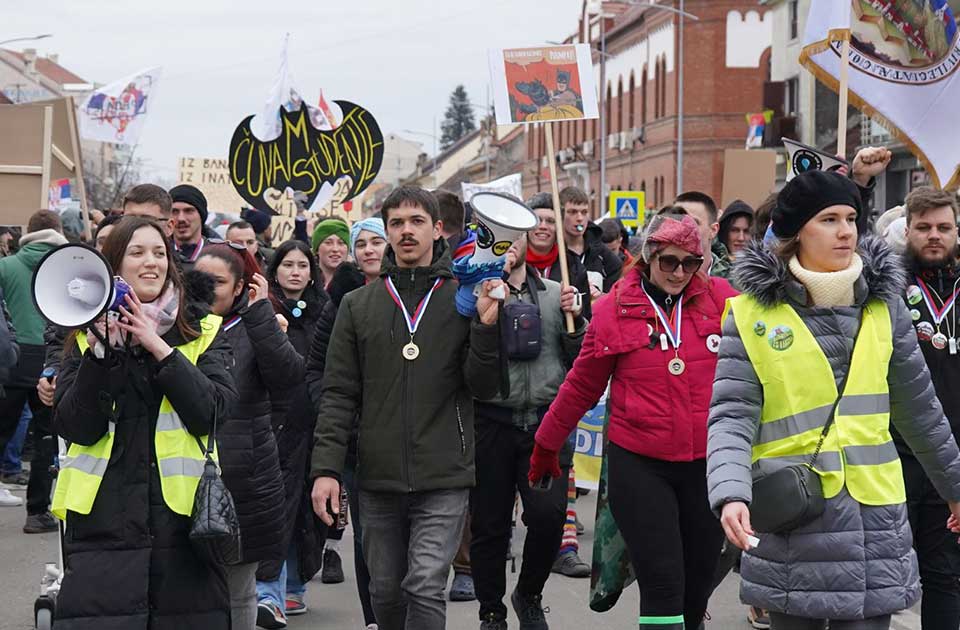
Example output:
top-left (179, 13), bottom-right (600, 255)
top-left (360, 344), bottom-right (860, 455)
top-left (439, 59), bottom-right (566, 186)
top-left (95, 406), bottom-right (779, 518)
top-left (608, 191), bottom-right (645, 229)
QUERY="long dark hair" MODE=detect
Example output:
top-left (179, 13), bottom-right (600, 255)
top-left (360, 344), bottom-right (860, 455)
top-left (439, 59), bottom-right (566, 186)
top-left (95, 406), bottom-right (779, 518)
top-left (197, 244), bottom-right (261, 312)
top-left (100, 215), bottom-right (198, 340)
top-left (267, 240), bottom-right (322, 300)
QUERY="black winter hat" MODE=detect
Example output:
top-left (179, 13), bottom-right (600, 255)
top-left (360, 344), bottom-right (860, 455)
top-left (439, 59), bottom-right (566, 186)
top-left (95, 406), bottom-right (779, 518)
top-left (169, 184), bottom-right (209, 224)
top-left (771, 171), bottom-right (862, 238)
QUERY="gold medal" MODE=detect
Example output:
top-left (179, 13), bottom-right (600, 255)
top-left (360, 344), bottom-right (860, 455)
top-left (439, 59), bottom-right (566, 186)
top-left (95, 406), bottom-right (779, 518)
top-left (668, 357), bottom-right (686, 376)
top-left (402, 342), bottom-right (420, 361)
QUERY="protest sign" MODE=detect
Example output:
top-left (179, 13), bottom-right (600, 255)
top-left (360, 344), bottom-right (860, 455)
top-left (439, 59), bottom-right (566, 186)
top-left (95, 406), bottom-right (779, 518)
top-left (177, 157), bottom-right (249, 212)
top-left (801, 0), bottom-right (960, 187)
top-left (489, 44), bottom-right (599, 126)
top-left (78, 67), bottom-right (161, 145)
top-left (782, 138), bottom-right (849, 182)
top-left (461, 173), bottom-right (523, 203)
top-left (573, 389), bottom-right (606, 491)
top-left (721, 149), bottom-right (777, 210)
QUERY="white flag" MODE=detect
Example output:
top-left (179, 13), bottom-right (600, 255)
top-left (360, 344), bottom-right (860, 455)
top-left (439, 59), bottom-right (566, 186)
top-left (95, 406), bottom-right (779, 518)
top-left (77, 67), bottom-right (161, 145)
top-left (800, 0), bottom-right (960, 188)
top-left (461, 173), bottom-right (523, 203)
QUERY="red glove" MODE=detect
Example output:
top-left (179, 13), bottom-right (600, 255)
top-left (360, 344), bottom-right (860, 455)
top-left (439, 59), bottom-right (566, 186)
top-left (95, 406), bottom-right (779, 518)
top-left (528, 442), bottom-right (562, 486)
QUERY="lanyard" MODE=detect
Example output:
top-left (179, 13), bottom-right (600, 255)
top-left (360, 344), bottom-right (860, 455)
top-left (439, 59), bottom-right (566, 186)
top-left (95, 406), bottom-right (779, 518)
top-left (916, 276), bottom-right (960, 325)
top-left (384, 277), bottom-right (444, 339)
top-left (176, 238), bottom-right (206, 262)
top-left (223, 314), bottom-right (241, 331)
top-left (642, 285), bottom-right (682, 350)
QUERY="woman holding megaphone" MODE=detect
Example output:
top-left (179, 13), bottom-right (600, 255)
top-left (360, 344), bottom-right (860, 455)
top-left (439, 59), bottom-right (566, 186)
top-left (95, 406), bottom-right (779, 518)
top-left (194, 242), bottom-right (302, 630)
top-left (51, 216), bottom-right (237, 630)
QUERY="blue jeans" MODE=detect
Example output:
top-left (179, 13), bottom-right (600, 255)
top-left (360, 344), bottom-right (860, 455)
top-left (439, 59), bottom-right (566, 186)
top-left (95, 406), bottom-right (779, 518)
top-left (361, 488), bottom-right (468, 630)
top-left (2, 403), bottom-right (30, 475)
top-left (256, 543), bottom-right (304, 608)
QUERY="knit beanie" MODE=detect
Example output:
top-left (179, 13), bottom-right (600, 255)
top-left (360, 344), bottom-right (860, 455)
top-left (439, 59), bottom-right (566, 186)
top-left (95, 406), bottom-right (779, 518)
top-left (169, 184), bottom-right (209, 224)
top-left (311, 219), bottom-right (350, 252)
top-left (641, 214), bottom-right (703, 263)
top-left (242, 208), bottom-right (272, 235)
top-left (771, 171), bottom-right (862, 238)
top-left (350, 217), bottom-right (386, 257)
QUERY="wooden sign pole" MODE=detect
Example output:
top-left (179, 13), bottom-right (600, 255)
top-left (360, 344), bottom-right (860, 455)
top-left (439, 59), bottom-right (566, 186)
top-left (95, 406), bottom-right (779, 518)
top-left (836, 37), bottom-right (851, 159)
top-left (543, 120), bottom-right (575, 333)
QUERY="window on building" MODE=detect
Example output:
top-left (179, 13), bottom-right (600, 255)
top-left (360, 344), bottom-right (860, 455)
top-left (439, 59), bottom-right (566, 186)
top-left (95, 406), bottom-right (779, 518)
top-left (654, 61), bottom-right (661, 119)
top-left (641, 65), bottom-right (648, 126)
top-left (785, 76), bottom-right (800, 116)
top-left (606, 82), bottom-right (613, 136)
top-left (660, 57), bottom-right (667, 117)
top-left (789, 0), bottom-right (799, 40)
top-left (628, 72), bottom-right (636, 130)
top-left (617, 77), bottom-right (624, 133)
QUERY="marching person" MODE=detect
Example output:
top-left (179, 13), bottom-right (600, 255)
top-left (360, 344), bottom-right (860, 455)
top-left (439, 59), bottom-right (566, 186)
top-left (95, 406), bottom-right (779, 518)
top-left (310, 186), bottom-right (501, 630)
top-left (51, 216), bottom-right (237, 629)
top-left (718, 200), bottom-right (755, 262)
top-left (306, 216), bottom-right (389, 629)
top-left (530, 213), bottom-right (736, 630)
top-left (556, 186), bottom-right (622, 297)
top-left (707, 171), bottom-right (960, 630)
top-left (255, 238), bottom-right (330, 627)
top-left (471, 232), bottom-right (586, 630)
top-left (311, 218), bottom-right (350, 290)
top-left (898, 187), bottom-right (960, 630)
top-left (169, 184), bottom-right (211, 272)
top-left (194, 243), bottom-right (297, 629)
top-left (123, 184), bottom-right (174, 237)
top-left (227, 220), bottom-right (270, 271)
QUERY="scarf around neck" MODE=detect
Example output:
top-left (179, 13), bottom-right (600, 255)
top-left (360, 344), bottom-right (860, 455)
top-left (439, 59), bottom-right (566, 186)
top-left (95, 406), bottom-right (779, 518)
top-left (788, 254), bottom-right (863, 308)
top-left (527, 244), bottom-right (559, 274)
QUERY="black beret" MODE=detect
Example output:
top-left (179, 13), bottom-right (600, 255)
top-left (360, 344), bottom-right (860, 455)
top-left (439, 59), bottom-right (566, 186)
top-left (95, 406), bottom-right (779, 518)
top-left (772, 171), bottom-right (862, 238)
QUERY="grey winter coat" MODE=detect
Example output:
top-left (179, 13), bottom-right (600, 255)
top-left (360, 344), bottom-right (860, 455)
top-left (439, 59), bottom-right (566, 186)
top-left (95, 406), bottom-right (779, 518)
top-left (706, 237), bottom-right (960, 620)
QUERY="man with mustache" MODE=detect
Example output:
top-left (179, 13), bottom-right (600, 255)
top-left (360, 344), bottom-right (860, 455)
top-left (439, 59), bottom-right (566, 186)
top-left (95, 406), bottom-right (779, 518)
top-left (310, 186), bottom-right (502, 630)
top-left (899, 186), bottom-right (960, 630)
top-left (168, 184), bottom-right (209, 272)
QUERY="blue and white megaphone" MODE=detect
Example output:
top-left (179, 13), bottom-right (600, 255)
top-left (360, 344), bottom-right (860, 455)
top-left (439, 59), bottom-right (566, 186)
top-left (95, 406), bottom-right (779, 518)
top-left (32, 243), bottom-right (132, 329)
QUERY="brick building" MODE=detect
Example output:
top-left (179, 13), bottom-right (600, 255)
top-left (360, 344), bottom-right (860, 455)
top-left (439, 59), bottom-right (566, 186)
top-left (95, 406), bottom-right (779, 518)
top-left (521, 0), bottom-right (774, 218)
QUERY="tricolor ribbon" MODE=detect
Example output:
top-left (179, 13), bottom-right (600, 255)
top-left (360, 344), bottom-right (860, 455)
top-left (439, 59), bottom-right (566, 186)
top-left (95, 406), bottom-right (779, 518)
top-left (175, 238), bottom-right (206, 262)
top-left (642, 285), bottom-right (683, 350)
top-left (385, 277), bottom-right (444, 338)
top-left (917, 276), bottom-right (960, 325)
top-left (223, 314), bottom-right (242, 331)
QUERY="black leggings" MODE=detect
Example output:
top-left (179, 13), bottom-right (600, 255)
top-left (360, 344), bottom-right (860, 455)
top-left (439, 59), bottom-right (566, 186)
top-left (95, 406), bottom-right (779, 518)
top-left (769, 612), bottom-right (891, 629)
top-left (606, 443), bottom-right (724, 629)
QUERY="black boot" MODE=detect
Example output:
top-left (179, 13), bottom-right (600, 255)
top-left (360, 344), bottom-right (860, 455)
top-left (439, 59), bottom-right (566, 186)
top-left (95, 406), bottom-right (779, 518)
top-left (510, 588), bottom-right (548, 630)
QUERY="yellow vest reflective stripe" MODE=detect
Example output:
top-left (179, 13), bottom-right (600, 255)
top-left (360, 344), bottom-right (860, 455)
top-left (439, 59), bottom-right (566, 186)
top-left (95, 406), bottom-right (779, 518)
top-left (52, 314), bottom-right (223, 520)
top-left (728, 295), bottom-right (904, 506)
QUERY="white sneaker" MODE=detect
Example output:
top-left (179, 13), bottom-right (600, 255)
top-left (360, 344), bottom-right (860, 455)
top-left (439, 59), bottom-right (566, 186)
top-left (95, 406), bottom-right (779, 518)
top-left (0, 487), bottom-right (23, 507)
top-left (366, 625), bottom-right (379, 630)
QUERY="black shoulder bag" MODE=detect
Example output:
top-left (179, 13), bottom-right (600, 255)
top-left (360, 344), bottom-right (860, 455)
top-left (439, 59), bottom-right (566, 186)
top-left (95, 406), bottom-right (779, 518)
top-left (189, 413), bottom-right (242, 566)
top-left (750, 309), bottom-right (865, 535)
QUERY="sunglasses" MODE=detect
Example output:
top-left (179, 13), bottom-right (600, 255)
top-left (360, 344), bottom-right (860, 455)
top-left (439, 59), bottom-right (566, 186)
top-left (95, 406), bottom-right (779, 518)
top-left (656, 254), bottom-right (704, 274)
top-left (207, 238), bottom-right (247, 253)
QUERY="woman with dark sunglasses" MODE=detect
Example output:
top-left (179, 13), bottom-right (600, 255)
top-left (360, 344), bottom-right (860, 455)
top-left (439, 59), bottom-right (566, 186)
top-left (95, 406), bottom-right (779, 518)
top-left (529, 214), bottom-right (738, 630)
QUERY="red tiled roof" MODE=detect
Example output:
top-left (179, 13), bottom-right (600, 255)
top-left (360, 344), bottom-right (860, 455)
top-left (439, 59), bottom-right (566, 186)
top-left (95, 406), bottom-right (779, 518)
top-left (2, 50), bottom-right (86, 85)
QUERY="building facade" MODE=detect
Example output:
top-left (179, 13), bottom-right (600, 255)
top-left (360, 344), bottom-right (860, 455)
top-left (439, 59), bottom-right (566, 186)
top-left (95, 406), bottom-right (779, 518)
top-left (521, 0), bottom-right (774, 217)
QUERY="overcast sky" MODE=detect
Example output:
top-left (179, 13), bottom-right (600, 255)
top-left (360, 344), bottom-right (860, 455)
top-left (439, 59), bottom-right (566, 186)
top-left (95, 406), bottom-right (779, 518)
top-left (6, 0), bottom-right (584, 182)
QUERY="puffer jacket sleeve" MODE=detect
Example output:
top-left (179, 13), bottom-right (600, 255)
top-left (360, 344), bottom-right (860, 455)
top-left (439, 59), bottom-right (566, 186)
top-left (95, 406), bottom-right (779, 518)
top-left (242, 298), bottom-right (305, 397)
top-left (305, 299), bottom-right (337, 411)
top-left (463, 320), bottom-right (501, 400)
top-left (53, 342), bottom-right (118, 446)
top-left (886, 297), bottom-right (960, 501)
top-left (706, 308), bottom-right (763, 513)
top-left (155, 330), bottom-right (238, 438)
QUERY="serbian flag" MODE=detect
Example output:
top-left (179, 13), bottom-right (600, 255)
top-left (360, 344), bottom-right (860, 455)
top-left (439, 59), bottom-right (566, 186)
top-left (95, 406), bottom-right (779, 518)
top-left (800, 0), bottom-right (960, 188)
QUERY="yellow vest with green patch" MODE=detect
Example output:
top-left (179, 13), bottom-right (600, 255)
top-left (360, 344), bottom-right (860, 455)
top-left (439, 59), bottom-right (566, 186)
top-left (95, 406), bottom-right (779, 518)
top-left (52, 315), bottom-right (222, 520)
top-left (727, 295), bottom-right (905, 506)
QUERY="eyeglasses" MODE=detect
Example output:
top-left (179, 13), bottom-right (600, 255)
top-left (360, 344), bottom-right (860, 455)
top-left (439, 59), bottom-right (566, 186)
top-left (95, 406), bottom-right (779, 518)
top-left (656, 254), bottom-right (704, 274)
top-left (207, 238), bottom-right (247, 252)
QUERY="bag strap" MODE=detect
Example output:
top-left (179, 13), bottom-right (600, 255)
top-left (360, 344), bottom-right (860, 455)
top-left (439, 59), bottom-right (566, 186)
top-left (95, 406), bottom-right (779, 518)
top-left (194, 410), bottom-right (217, 463)
top-left (807, 306), bottom-right (867, 467)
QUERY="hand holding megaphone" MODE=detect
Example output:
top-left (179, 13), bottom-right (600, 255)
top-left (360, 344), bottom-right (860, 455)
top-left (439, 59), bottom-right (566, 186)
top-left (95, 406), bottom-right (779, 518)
top-left (476, 279), bottom-right (505, 325)
top-left (114, 290), bottom-right (173, 361)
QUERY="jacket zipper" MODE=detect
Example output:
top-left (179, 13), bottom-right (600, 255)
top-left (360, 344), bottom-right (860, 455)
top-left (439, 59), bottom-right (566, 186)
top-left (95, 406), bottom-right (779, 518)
top-left (455, 398), bottom-right (466, 455)
top-left (401, 268), bottom-right (416, 491)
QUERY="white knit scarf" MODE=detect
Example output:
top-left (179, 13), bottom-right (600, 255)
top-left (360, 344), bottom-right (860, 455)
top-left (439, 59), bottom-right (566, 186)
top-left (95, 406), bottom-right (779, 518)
top-left (788, 254), bottom-right (863, 308)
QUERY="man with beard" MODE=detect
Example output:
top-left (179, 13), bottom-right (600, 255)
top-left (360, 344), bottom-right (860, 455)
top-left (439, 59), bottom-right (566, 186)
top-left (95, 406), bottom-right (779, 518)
top-left (900, 185), bottom-right (960, 630)
top-left (168, 184), bottom-right (210, 272)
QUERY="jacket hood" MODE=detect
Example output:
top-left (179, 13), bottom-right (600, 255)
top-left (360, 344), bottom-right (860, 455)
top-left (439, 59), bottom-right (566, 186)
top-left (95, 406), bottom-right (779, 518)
top-left (583, 222), bottom-right (604, 245)
top-left (16, 236), bottom-right (67, 270)
top-left (19, 229), bottom-right (67, 250)
top-left (732, 234), bottom-right (905, 308)
top-left (381, 237), bottom-right (454, 280)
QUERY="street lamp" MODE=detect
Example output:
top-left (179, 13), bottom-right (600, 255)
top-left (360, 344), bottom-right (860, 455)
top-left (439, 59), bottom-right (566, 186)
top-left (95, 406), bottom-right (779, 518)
top-left (593, 2), bottom-right (698, 207)
top-left (0, 34), bottom-right (53, 47)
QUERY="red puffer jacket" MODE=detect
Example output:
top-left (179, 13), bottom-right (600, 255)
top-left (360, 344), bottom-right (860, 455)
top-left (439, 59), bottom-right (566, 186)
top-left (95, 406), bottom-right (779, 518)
top-left (535, 268), bottom-right (738, 461)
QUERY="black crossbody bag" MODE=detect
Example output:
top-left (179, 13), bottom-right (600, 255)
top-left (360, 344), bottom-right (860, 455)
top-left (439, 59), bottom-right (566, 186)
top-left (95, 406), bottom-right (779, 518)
top-left (750, 310), bottom-right (864, 534)
top-left (189, 413), bottom-right (242, 566)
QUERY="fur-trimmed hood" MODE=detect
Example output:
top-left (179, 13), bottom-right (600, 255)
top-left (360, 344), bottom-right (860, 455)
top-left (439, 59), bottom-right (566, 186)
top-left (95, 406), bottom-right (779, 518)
top-left (731, 234), bottom-right (906, 308)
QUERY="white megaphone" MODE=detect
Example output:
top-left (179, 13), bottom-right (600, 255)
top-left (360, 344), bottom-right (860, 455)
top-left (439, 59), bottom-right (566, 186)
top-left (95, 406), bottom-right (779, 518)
top-left (32, 243), bottom-right (130, 329)
top-left (468, 192), bottom-right (539, 265)
top-left (783, 138), bottom-right (849, 182)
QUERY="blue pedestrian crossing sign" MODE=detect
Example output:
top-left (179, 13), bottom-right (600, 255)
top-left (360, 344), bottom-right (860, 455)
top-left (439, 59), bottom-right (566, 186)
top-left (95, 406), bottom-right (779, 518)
top-left (608, 191), bottom-right (645, 229)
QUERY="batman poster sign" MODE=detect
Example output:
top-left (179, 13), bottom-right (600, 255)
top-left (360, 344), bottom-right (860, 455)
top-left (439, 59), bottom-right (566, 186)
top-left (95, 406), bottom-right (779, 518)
top-left (228, 101), bottom-right (384, 212)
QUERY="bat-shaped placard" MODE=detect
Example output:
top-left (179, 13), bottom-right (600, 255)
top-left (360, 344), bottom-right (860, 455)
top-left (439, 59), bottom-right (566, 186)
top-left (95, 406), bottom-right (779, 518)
top-left (229, 101), bottom-right (384, 212)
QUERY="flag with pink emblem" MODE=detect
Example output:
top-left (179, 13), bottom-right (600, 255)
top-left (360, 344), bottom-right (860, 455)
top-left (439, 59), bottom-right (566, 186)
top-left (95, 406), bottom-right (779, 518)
top-left (77, 66), bottom-right (161, 145)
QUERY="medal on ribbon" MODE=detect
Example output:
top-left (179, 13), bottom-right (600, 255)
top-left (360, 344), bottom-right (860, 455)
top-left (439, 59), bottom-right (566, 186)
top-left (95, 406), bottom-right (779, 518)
top-left (916, 277), bottom-right (960, 352)
top-left (643, 285), bottom-right (685, 376)
top-left (385, 277), bottom-right (444, 361)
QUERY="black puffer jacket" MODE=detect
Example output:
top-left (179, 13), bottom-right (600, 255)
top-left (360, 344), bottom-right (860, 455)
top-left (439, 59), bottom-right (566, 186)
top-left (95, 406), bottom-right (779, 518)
top-left (218, 296), bottom-right (302, 575)
top-left (257, 284), bottom-right (329, 583)
top-left (52, 308), bottom-right (237, 630)
top-left (580, 222), bottom-right (624, 293)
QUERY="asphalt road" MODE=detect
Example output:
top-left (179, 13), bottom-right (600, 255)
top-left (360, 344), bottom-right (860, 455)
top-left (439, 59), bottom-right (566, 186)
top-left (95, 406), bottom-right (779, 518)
top-left (0, 485), bottom-right (920, 630)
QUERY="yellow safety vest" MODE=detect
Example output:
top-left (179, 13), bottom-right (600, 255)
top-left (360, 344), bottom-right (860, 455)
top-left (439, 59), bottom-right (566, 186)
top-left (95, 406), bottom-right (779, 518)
top-left (52, 314), bottom-right (222, 520)
top-left (727, 295), bottom-right (905, 506)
